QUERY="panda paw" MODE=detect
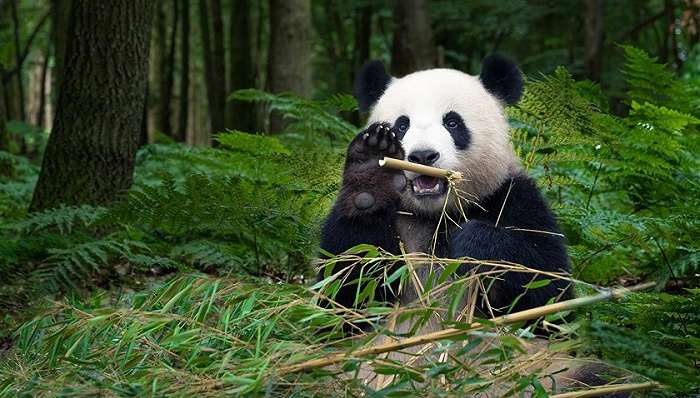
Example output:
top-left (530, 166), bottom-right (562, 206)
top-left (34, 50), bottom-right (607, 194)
top-left (341, 124), bottom-right (407, 213)
top-left (350, 123), bottom-right (404, 161)
top-left (361, 123), bottom-right (400, 155)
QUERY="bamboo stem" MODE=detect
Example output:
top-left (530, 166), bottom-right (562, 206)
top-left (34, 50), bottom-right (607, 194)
top-left (379, 157), bottom-right (463, 182)
top-left (549, 381), bottom-right (663, 398)
top-left (277, 282), bottom-right (655, 376)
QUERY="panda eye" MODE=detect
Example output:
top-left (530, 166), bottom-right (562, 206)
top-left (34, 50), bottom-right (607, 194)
top-left (393, 116), bottom-right (410, 138)
top-left (443, 112), bottom-right (464, 130)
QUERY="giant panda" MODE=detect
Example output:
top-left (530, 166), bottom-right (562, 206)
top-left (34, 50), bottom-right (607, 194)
top-left (314, 55), bottom-right (617, 394)
top-left (319, 54), bottom-right (572, 318)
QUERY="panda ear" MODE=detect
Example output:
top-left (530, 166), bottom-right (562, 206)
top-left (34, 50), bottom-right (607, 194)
top-left (479, 54), bottom-right (524, 105)
top-left (354, 60), bottom-right (392, 112)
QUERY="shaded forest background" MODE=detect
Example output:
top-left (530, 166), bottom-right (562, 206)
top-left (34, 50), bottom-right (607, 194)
top-left (1, 0), bottom-right (700, 396)
top-left (3, 0), bottom-right (699, 146)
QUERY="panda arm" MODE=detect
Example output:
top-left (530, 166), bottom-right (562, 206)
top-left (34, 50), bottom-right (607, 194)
top-left (317, 124), bottom-right (406, 308)
top-left (449, 174), bottom-right (572, 314)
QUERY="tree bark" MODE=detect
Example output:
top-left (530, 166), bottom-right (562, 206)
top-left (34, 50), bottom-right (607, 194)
top-left (0, 70), bottom-right (9, 153)
top-left (354, 3), bottom-right (372, 68)
top-left (267, 0), bottom-right (313, 134)
top-left (10, 0), bottom-right (26, 121)
top-left (175, 0), bottom-right (190, 143)
top-left (198, 0), bottom-right (227, 145)
top-left (391, 0), bottom-right (437, 76)
top-left (51, 0), bottom-right (72, 102)
top-left (36, 47), bottom-right (50, 129)
top-left (228, 0), bottom-right (256, 133)
top-left (0, 72), bottom-right (11, 177)
top-left (210, 0), bottom-right (227, 140)
top-left (155, 0), bottom-right (178, 137)
top-left (30, 0), bottom-right (155, 212)
top-left (583, 0), bottom-right (605, 82)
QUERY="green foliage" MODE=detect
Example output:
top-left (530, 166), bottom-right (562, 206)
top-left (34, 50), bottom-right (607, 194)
top-left (228, 89), bottom-right (358, 148)
top-left (510, 45), bottom-right (700, 287)
top-left (588, 290), bottom-right (700, 392)
top-left (2, 47), bottom-right (700, 396)
top-left (1, 124), bottom-right (345, 299)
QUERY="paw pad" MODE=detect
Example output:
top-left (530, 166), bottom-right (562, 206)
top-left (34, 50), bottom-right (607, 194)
top-left (354, 192), bottom-right (375, 210)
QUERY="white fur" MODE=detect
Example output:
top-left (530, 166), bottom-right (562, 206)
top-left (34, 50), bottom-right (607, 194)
top-left (367, 69), bottom-right (520, 214)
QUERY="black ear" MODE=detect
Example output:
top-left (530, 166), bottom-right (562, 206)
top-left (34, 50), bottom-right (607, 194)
top-left (479, 54), bottom-right (524, 105)
top-left (354, 60), bottom-right (392, 112)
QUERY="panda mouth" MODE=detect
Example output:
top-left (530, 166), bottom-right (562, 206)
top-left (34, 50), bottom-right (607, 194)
top-left (411, 175), bottom-right (445, 196)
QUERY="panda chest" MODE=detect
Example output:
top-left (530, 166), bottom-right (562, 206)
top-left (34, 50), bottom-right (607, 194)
top-left (395, 215), bottom-right (449, 256)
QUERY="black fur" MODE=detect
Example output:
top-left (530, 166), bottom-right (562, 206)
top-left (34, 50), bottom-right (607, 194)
top-left (319, 123), bottom-right (405, 310)
top-left (354, 60), bottom-right (391, 112)
top-left (448, 174), bottom-right (573, 316)
top-left (479, 54), bottom-right (524, 105)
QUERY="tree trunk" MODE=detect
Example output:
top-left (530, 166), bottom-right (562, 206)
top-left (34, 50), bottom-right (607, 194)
top-left (354, 3), bottom-right (372, 68)
top-left (0, 72), bottom-right (12, 177)
top-left (36, 45), bottom-right (50, 129)
top-left (155, 0), bottom-right (178, 137)
top-left (267, 0), bottom-right (313, 134)
top-left (10, 0), bottom-right (26, 121)
top-left (198, 0), bottom-right (227, 145)
top-left (175, 0), bottom-right (190, 143)
top-left (0, 71), bottom-right (9, 153)
top-left (51, 0), bottom-right (72, 103)
top-left (391, 0), bottom-right (437, 76)
top-left (30, 0), bottom-right (155, 212)
top-left (583, 0), bottom-right (605, 82)
top-left (228, 0), bottom-right (256, 133)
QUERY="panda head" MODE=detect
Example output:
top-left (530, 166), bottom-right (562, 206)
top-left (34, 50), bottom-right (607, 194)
top-left (354, 54), bottom-right (524, 216)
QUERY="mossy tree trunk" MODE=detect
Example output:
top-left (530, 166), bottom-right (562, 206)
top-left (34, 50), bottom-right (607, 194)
top-left (29, 0), bottom-right (155, 212)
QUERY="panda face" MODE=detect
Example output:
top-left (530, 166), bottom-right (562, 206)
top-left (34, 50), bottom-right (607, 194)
top-left (367, 68), bottom-right (519, 215)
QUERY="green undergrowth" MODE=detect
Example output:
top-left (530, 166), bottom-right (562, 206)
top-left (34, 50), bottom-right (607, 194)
top-left (0, 46), bottom-right (699, 396)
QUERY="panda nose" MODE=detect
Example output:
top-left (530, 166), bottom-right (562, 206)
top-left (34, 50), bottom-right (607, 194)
top-left (408, 150), bottom-right (440, 166)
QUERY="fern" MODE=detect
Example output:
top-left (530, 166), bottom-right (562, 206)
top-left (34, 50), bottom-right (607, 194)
top-left (620, 44), bottom-right (694, 113)
top-left (3, 204), bottom-right (106, 235)
top-left (228, 89), bottom-right (357, 147)
top-left (32, 238), bottom-right (140, 293)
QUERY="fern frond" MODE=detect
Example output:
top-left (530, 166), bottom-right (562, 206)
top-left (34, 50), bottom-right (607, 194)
top-left (619, 45), bottom-right (692, 112)
top-left (3, 204), bottom-right (106, 235)
top-left (33, 238), bottom-right (140, 293)
top-left (228, 88), bottom-right (357, 142)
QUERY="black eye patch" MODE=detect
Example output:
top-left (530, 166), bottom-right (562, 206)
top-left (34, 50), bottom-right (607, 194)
top-left (393, 116), bottom-right (410, 139)
top-left (443, 111), bottom-right (470, 150)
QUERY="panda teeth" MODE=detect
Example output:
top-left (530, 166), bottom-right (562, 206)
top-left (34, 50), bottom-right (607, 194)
top-left (412, 176), bottom-right (442, 195)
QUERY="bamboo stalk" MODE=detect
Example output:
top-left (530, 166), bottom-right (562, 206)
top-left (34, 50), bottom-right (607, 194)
top-left (549, 381), bottom-right (663, 398)
top-left (277, 282), bottom-right (655, 376)
top-left (379, 157), bottom-right (463, 182)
